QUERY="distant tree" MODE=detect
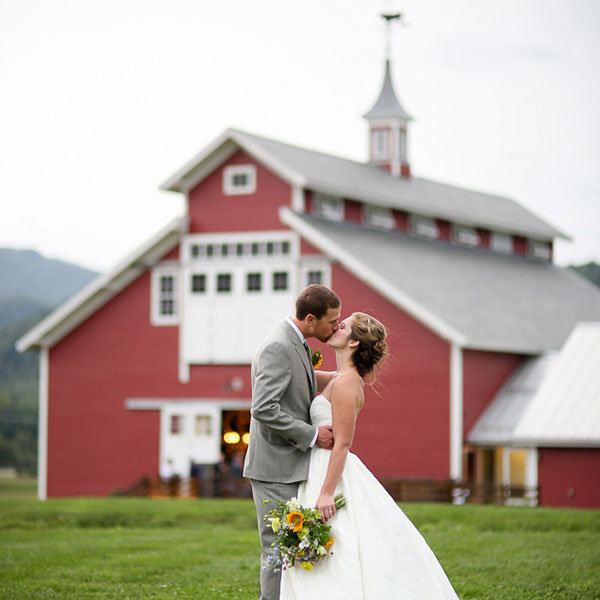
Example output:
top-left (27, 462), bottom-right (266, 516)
top-left (570, 261), bottom-right (600, 288)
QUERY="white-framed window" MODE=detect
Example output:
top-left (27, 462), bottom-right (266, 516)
top-left (364, 204), bottom-right (395, 230)
top-left (273, 271), bottom-right (289, 291)
top-left (223, 164), bottom-right (257, 195)
top-left (307, 270), bottom-right (323, 285)
top-left (301, 260), bottom-right (331, 289)
top-left (191, 274), bottom-right (207, 293)
top-left (313, 193), bottom-right (344, 221)
top-left (372, 129), bottom-right (390, 161)
top-left (410, 215), bottom-right (439, 239)
top-left (399, 128), bottom-right (407, 160)
top-left (186, 232), bottom-right (297, 263)
top-left (151, 265), bottom-right (179, 326)
top-left (216, 273), bottom-right (232, 293)
top-left (170, 415), bottom-right (183, 435)
top-left (247, 272), bottom-right (262, 292)
top-left (453, 224), bottom-right (480, 247)
top-left (491, 232), bottom-right (513, 254)
top-left (195, 415), bottom-right (212, 436)
top-left (528, 240), bottom-right (551, 260)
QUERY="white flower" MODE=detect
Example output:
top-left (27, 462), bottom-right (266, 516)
top-left (317, 546), bottom-right (327, 556)
top-left (286, 497), bottom-right (301, 511)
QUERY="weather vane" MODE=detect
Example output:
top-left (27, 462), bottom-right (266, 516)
top-left (380, 11), bottom-right (404, 60)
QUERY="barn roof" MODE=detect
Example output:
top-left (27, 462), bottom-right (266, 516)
top-left (467, 354), bottom-right (556, 446)
top-left (16, 217), bottom-right (188, 352)
top-left (468, 323), bottom-right (600, 447)
top-left (161, 128), bottom-right (568, 242)
top-left (280, 208), bottom-right (600, 354)
top-left (363, 59), bottom-right (412, 121)
top-left (512, 322), bottom-right (600, 446)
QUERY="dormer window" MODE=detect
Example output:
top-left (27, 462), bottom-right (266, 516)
top-left (410, 215), bottom-right (439, 239)
top-left (453, 225), bottom-right (480, 247)
top-left (223, 165), bottom-right (257, 195)
top-left (528, 240), bottom-right (551, 260)
top-left (313, 193), bottom-right (343, 221)
top-left (491, 232), bottom-right (513, 254)
top-left (364, 204), bottom-right (395, 230)
top-left (372, 129), bottom-right (390, 161)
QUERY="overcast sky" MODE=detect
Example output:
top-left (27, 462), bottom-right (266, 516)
top-left (1, 0), bottom-right (599, 272)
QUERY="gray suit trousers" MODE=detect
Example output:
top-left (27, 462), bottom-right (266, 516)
top-left (250, 479), bottom-right (300, 600)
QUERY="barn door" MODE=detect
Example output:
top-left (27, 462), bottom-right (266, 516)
top-left (160, 403), bottom-right (221, 477)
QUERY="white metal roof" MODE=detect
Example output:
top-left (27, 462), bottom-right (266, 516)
top-left (467, 354), bottom-right (557, 446)
top-left (512, 322), bottom-right (600, 447)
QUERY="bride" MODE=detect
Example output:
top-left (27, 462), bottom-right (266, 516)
top-left (279, 312), bottom-right (460, 599)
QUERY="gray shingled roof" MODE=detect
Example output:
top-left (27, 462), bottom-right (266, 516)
top-left (363, 59), bottom-right (412, 121)
top-left (289, 214), bottom-right (600, 353)
top-left (230, 129), bottom-right (568, 241)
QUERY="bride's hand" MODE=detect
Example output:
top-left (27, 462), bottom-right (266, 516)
top-left (315, 492), bottom-right (336, 521)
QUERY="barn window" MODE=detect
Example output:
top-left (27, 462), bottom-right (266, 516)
top-left (491, 232), bottom-right (513, 254)
top-left (191, 274), bottom-right (206, 293)
top-left (372, 129), bottom-right (390, 161)
top-left (528, 240), bottom-right (551, 260)
top-left (195, 415), bottom-right (212, 436)
top-left (410, 215), bottom-right (439, 239)
top-left (223, 164), bottom-right (257, 195)
top-left (247, 272), bottom-right (262, 292)
top-left (364, 204), bottom-right (395, 230)
top-left (217, 273), bottom-right (232, 293)
top-left (170, 415), bottom-right (183, 435)
top-left (307, 270), bottom-right (322, 285)
top-left (151, 266), bottom-right (179, 326)
top-left (313, 193), bottom-right (343, 221)
top-left (453, 225), bottom-right (480, 247)
top-left (273, 271), bottom-right (288, 291)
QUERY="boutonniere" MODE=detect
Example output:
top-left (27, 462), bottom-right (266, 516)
top-left (310, 348), bottom-right (323, 369)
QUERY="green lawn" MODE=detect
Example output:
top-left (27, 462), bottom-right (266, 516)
top-left (0, 492), bottom-right (599, 599)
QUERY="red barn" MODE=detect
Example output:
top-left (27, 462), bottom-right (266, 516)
top-left (17, 58), bottom-right (600, 507)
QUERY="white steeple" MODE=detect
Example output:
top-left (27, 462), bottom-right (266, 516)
top-left (364, 13), bottom-right (412, 178)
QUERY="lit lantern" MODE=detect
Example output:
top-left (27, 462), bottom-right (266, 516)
top-left (223, 431), bottom-right (240, 444)
top-left (242, 432), bottom-right (250, 445)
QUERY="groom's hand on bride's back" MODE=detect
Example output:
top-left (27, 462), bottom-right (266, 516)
top-left (315, 425), bottom-right (334, 450)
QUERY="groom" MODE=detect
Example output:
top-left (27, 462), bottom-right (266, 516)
top-left (243, 284), bottom-right (341, 600)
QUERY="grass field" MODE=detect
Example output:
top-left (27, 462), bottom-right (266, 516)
top-left (1, 481), bottom-right (599, 599)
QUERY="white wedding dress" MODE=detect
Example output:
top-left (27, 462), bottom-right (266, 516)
top-left (280, 395), bottom-right (460, 600)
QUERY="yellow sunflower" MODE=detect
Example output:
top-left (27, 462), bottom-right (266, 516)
top-left (286, 511), bottom-right (304, 532)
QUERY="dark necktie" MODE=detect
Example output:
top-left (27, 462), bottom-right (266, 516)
top-left (302, 341), bottom-right (312, 365)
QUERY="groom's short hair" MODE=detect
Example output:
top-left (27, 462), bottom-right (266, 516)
top-left (295, 285), bottom-right (340, 320)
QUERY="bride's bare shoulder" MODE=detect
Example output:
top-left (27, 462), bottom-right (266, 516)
top-left (330, 371), bottom-right (365, 410)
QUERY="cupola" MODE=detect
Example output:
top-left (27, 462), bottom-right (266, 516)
top-left (364, 13), bottom-right (412, 178)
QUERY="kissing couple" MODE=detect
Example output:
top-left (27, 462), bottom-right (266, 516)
top-left (243, 284), bottom-right (459, 600)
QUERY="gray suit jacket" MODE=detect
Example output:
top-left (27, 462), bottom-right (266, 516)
top-left (243, 320), bottom-right (318, 483)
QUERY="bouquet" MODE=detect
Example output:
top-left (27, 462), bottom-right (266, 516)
top-left (263, 494), bottom-right (346, 572)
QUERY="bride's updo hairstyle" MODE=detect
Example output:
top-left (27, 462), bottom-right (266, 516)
top-left (350, 312), bottom-right (388, 382)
